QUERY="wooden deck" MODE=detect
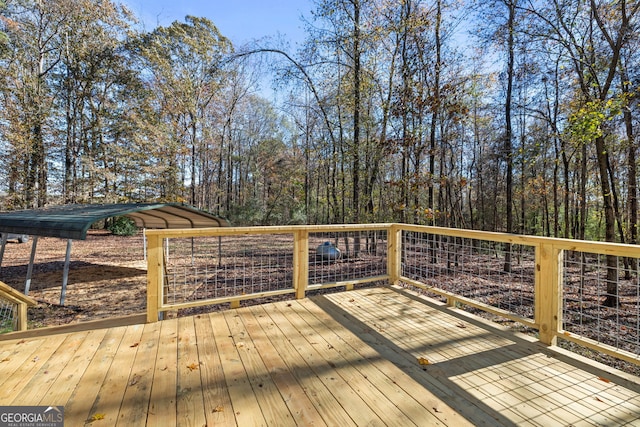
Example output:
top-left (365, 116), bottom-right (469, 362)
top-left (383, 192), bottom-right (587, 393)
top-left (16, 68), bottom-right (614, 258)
top-left (1, 286), bottom-right (640, 426)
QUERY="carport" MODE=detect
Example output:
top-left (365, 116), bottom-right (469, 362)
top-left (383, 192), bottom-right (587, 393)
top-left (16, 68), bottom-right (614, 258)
top-left (0, 203), bottom-right (229, 304)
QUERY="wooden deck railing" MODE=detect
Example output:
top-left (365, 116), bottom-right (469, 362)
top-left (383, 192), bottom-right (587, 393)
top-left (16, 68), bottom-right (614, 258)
top-left (145, 223), bottom-right (640, 366)
top-left (0, 280), bottom-right (36, 332)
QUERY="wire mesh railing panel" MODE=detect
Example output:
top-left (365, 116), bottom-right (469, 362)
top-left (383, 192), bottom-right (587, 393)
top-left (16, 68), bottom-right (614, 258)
top-left (163, 234), bottom-right (295, 306)
top-left (0, 296), bottom-right (16, 333)
top-left (563, 251), bottom-right (640, 357)
top-left (308, 230), bottom-right (388, 287)
top-left (400, 231), bottom-right (536, 321)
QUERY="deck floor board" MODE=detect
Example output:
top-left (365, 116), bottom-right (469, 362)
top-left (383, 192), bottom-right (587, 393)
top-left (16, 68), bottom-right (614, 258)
top-left (64, 326), bottom-right (127, 426)
top-left (224, 308), bottom-right (297, 427)
top-left (209, 306), bottom-right (267, 427)
top-left (175, 316), bottom-right (207, 427)
top-left (146, 316), bottom-right (178, 427)
top-left (237, 305), bottom-right (328, 426)
top-left (192, 312), bottom-right (235, 426)
top-left (2, 285), bottom-right (640, 426)
top-left (253, 303), bottom-right (359, 427)
top-left (86, 323), bottom-right (144, 425)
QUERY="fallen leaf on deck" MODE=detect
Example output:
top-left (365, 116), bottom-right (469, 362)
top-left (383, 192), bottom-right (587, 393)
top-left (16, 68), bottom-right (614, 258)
top-left (456, 323), bottom-right (467, 329)
top-left (213, 406), bottom-right (224, 413)
top-left (1, 357), bottom-right (9, 363)
top-left (187, 363), bottom-right (199, 371)
top-left (418, 357), bottom-right (430, 365)
top-left (130, 342), bottom-right (139, 348)
top-left (598, 377), bottom-right (611, 383)
top-left (89, 413), bottom-right (105, 422)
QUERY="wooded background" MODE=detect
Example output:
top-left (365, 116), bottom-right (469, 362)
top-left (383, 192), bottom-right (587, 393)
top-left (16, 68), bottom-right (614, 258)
top-left (1, 0), bottom-right (638, 246)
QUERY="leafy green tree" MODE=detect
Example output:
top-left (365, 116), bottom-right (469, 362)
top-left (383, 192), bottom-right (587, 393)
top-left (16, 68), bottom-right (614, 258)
top-left (527, 0), bottom-right (640, 306)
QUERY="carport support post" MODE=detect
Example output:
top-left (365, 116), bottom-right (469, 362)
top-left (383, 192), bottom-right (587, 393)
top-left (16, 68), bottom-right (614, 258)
top-left (60, 239), bottom-right (73, 305)
top-left (24, 235), bottom-right (39, 295)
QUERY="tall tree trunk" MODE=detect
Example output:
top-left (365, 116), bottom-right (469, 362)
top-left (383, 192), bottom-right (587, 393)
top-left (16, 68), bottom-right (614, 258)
top-left (352, 0), bottom-right (361, 224)
top-left (595, 135), bottom-right (619, 307)
top-left (399, 0), bottom-right (410, 224)
top-left (190, 115), bottom-right (197, 205)
top-left (428, 0), bottom-right (442, 227)
top-left (503, 0), bottom-right (516, 272)
top-left (625, 109), bottom-right (638, 246)
top-left (622, 69), bottom-right (638, 278)
top-left (578, 142), bottom-right (587, 241)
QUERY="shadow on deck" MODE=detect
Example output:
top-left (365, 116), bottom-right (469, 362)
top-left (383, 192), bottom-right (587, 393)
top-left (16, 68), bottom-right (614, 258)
top-left (1, 285), bottom-right (639, 426)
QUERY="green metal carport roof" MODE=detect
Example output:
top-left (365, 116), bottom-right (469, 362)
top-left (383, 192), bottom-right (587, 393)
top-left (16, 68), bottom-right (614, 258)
top-left (0, 203), bottom-right (230, 239)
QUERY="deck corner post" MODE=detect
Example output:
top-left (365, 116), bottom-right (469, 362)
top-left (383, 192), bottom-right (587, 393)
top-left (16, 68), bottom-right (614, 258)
top-left (387, 224), bottom-right (402, 285)
top-left (536, 242), bottom-right (562, 346)
top-left (293, 230), bottom-right (309, 299)
top-left (146, 233), bottom-right (163, 323)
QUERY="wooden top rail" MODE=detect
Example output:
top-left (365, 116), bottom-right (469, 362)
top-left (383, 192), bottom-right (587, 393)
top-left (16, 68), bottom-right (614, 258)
top-left (398, 223), bottom-right (640, 256)
top-left (0, 281), bottom-right (36, 307)
top-left (144, 223), bottom-right (393, 238)
top-left (146, 222), bottom-right (640, 257)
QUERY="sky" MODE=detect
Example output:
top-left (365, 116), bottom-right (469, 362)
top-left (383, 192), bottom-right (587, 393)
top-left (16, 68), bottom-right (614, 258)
top-left (123, 0), bottom-right (313, 47)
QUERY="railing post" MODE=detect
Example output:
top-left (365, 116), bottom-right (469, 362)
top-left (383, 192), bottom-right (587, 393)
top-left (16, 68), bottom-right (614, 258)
top-left (0, 280), bottom-right (36, 331)
top-left (16, 301), bottom-right (28, 331)
top-left (536, 242), bottom-right (562, 346)
top-left (146, 233), bottom-right (163, 323)
top-left (387, 224), bottom-right (402, 285)
top-left (294, 230), bottom-right (309, 299)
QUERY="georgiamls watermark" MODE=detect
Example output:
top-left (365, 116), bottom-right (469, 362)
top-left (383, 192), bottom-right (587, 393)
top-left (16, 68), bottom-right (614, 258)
top-left (0, 406), bottom-right (63, 427)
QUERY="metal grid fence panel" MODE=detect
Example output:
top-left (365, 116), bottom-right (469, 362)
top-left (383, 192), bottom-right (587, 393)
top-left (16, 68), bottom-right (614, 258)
top-left (308, 230), bottom-right (388, 287)
top-left (0, 297), bottom-right (16, 333)
top-left (563, 251), bottom-right (640, 356)
top-left (163, 234), bottom-right (295, 305)
top-left (400, 231), bottom-right (536, 321)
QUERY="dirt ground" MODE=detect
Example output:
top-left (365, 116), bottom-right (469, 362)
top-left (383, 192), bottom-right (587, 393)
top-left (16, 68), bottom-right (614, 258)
top-left (0, 230), bottom-right (148, 328)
